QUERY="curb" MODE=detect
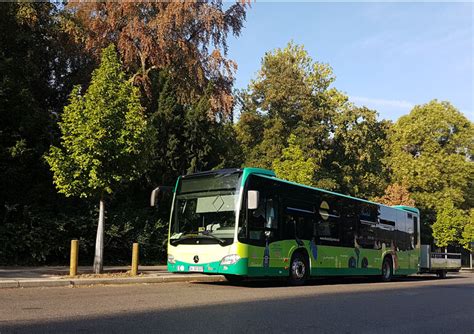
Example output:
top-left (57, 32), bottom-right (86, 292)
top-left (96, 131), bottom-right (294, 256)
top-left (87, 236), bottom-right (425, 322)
top-left (0, 275), bottom-right (225, 289)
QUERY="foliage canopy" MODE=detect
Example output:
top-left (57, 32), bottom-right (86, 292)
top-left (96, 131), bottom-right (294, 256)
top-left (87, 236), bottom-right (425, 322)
top-left (1, 3), bottom-right (473, 265)
top-left (237, 42), bottom-right (388, 199)
top-left (65, 1), bottom-right (247, 116)
top-left (45, 44), bottom-right (149, 198)
top-left (388, 100), bottom-right (473, 211)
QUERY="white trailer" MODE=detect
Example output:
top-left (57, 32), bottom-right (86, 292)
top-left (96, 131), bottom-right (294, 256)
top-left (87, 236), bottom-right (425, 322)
top-left (419, 245), bottom-right (462, 278)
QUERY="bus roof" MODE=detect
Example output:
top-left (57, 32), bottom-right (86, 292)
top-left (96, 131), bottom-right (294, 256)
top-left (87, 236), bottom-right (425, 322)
top-left (241, 167), bottom-right (419, 215)
top-left (174, 167), bottom-right (274, 192)
top-left (175, 167), bottom-right (419, 215)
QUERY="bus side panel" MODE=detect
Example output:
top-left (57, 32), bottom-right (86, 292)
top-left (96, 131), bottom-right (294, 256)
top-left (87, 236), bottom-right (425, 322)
top-left (240, 241), bottom-right (419, 278)
top-left (310, 244), bottom-right (381, 276)
top-left (311, 245), bottom-right (418, 277)
top-left (247, 240), bottom-right (298, 277)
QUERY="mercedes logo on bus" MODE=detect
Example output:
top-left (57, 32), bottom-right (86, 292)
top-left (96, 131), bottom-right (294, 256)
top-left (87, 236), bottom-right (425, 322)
top-left (193, 255), bottom-right (199, 263)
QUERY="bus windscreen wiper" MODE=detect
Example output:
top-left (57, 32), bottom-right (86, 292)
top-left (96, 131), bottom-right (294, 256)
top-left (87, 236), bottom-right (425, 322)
top-left (170, 233), bottom-right (225, 246)
top-left (201, 231), bottom-right (226, 245)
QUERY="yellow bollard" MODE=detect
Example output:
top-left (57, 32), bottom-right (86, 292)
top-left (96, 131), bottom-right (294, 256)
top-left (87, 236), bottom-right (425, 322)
top-left (70, 239), bottom-right (79, 277)
top-left (131, 243), bottom-right (139, 276)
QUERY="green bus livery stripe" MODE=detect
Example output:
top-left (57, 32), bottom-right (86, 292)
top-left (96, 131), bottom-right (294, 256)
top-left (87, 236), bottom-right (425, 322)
top-left (168, 242), bottom-right (420, 277)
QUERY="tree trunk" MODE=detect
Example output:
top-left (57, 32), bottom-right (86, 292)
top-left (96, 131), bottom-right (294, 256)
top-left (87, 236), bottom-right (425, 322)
top-left (93, 197), bottom-right (105, 274)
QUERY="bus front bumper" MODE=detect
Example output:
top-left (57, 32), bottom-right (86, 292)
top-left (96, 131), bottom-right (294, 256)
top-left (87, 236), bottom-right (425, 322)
top-left (168, 258), bottom-right (248, 276)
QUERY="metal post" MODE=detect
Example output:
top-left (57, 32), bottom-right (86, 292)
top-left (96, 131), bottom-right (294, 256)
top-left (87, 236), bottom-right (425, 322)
top-left (70, 240), bottom-right (79, 277)
top-left (470, 252), bottom-right (473, 270)
top-left (93, 198), bottom-right (105, 274)
top-left (131, 243), bottom-right (139, 276)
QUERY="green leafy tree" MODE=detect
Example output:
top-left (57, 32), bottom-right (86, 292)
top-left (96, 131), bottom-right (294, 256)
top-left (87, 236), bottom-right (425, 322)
top-left (432, 201), bottom-right (468, 248)
top-left (147, 73), bottom-right (242, 185)
top-left (236, 42), bottom-right (346, 170)
top-left (462, 209), bottom-right (474, 251)
top-left (237, 42), bottom-right (388, 199)
top-left (234, 109), bottom-right (264, 165)
top-left (387, 100), bottom-right (473, 211)
top-left (45, 44), bottom-right (149, 273)
top-left (273, 134), bottom-right (317, 186)
top-left (0, 3), bottom-right (95, 265)
top-left (327, 106), bottom-right (390, 198)
top-left (387, 100), bottom-right (473, 245)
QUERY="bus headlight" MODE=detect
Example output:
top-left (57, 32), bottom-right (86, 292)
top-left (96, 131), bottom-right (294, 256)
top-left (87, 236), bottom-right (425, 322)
top-left (220, 254), bottom-right (240, 265)
top-left (167, 254), bottom-right (175, 264)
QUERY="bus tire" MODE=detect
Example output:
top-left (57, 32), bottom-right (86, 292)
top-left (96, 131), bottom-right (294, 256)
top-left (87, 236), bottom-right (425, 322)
top-left (224, 274), bottom-right (245, 283)
top-left (288, 251), bottom-right (309, 286)
top-left (437, 270), bottom-right (447, 279)
top-left (381, 256), bottom-right (393, 282)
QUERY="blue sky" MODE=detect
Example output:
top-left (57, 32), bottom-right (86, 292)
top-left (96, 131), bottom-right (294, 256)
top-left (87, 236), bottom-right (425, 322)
top-left (227, 2), bottom-right (473, 121)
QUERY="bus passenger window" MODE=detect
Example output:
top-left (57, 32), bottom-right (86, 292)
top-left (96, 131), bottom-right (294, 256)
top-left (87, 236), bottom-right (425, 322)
top-left (266, 198), bottom-right (277, 230)
top-left (249, 201), bottom-right (265, 229)
top-left (283, 215), bottom-right (296, 239)
top-left (317, 219), bottom-right (339, 242)
top-left (357, 222), bottom-right (375, 248)
top-left (413, 216), bottom-right (418, 249)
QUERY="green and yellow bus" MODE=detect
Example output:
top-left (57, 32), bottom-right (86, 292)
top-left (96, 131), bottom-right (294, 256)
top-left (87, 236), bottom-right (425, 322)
top-left (162, 167), bottom-right (420, 285)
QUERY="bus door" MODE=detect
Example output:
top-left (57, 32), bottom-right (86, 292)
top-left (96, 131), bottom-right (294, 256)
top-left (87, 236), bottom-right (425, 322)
top-left (246, 193), bottom-right (281, 275)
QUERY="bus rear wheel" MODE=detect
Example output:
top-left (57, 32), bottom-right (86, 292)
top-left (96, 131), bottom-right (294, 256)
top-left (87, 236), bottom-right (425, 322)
top-left (381, 256), bottom-right (393, 282)
top-left (288, 252), bottom-right (308, 286)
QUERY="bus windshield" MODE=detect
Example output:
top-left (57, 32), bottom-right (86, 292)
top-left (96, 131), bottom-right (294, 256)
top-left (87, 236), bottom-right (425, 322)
top-left (170, 172), bottom-right (241, 246)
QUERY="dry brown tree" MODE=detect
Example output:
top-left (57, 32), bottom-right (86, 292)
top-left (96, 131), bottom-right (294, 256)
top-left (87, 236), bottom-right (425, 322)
top-left (65, 1), bottom-right (248, 118)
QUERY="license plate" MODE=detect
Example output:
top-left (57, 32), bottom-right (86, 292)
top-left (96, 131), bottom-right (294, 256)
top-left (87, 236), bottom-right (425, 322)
top-left (189, 266), bottom-right (203, 272)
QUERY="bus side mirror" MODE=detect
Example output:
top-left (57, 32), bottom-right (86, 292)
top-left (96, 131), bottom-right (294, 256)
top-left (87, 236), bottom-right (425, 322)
top-left (247, 190), bottom-right (259, 210)
top-left (151, 187), bottom-right (160, 207)
top-left (150, 186), bottom-right (172, 207)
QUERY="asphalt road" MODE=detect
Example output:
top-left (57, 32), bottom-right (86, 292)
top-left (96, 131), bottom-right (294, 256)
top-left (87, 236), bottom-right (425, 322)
top-left (0, 273), bottom-right (473, 334)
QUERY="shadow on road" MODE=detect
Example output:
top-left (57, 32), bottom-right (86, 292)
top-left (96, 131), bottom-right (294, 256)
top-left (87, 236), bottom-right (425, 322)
top-left (197, 273), bottom-right (466, 289)
top-left (1, 279), bottom-right (472, 334)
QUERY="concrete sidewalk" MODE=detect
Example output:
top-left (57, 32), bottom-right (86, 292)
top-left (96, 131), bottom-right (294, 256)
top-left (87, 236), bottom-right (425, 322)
top-left (0, 265), bottom-right (224, 289)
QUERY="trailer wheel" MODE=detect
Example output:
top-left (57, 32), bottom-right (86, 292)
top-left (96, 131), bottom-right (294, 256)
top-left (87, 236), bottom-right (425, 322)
top-left (437, 270), bottom-right (447, 279)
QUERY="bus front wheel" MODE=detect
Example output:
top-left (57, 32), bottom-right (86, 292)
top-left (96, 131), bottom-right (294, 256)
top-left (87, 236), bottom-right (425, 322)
top-left (381, 256), bottom-right (393, 282)
top-left (288, 252), bottom-right (308, 286)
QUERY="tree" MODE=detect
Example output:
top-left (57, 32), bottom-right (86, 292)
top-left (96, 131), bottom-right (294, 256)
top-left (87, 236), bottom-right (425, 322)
top-left (387, 100), bottom-right (473, 211)
top-left (45, 45), bottom-right (149, 273)
top-left (234, 109), bottom-right (264, 165)
top-left (432, 201), bottom-right (468, 248)
top-left (64, 1), bottom-right (247, 116)
top-left (236, 42), bottom-right (389, 199)
top-left (326, 105), bottom-right (389, 198)
top-left (236, 42), bottom-right (346, 170)
top-left (387, 100), bottom-right (473, 245)
top-left (0, 2), bottom-right (90, 211)
top-left (0, 3), bottom-right (96, 265)
top-left (146, 72), bottom-right (242, 186)
top-left (461, 209), bottom-right (474, 251)
top-left (374, 183), bottom-right (415, 207)
top-left (273, 134), bottom-right (317, 186)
